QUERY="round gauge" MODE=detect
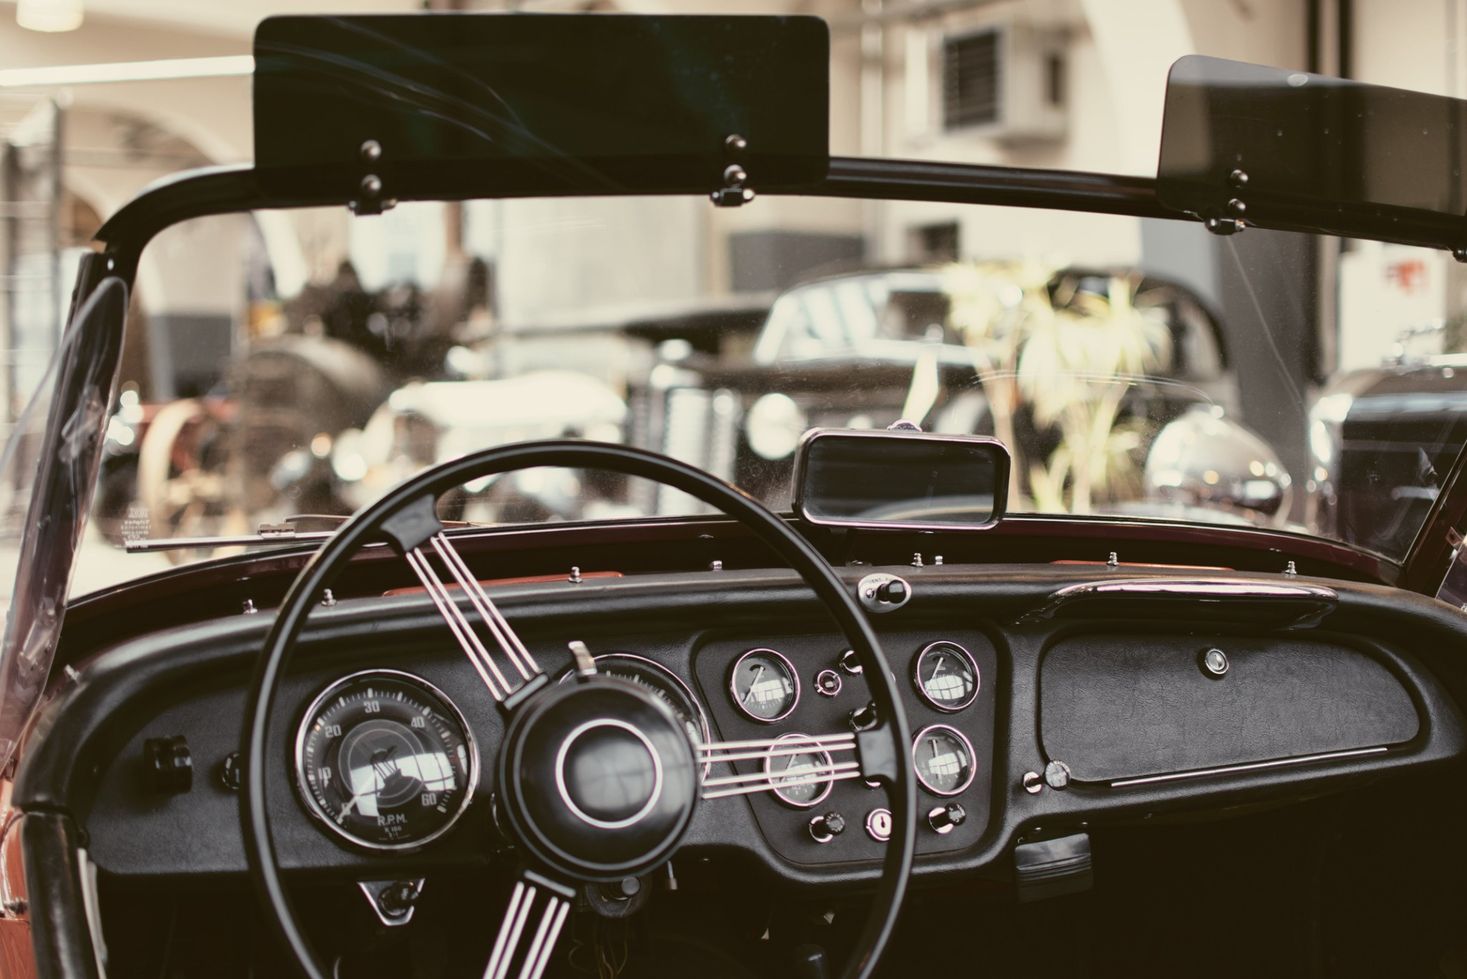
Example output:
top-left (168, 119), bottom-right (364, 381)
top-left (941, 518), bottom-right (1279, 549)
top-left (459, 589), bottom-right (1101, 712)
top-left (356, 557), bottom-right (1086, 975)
top-left (912, 724), bottom-right (976, 797)
top-left (558, 653), bottom-right (711, 771)
top-left (295, 670), bottom-right (478, 851)
top-left (763, 733), bottom-right (834, 808)
top-left (729, 648), bottom-right (800, 722)
top-left (913, 641), bottom-right (980, 712)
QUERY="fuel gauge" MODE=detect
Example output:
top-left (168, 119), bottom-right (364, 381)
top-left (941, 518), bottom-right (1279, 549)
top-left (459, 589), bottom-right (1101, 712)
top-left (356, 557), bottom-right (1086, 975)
top-left (729, 648), bottom-right (799, 722)
top-left (913, 724), bottom-right (976, 797)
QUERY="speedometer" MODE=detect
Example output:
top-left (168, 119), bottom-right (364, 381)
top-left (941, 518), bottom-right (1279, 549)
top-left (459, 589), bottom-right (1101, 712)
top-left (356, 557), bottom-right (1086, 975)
top-left (558, 653), bottom-right (711, 771)
top-left (295, 670), bottom-right (478, 851)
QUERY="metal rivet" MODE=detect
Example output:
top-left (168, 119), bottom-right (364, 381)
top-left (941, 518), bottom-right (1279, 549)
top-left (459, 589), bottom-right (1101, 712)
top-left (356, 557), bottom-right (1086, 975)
top-left (911, 552), bottom-right (923, 567)
top-left (709, 560), bottom-right (724, 572)
top-left (360, 174), bottom-right (382, 197)
top-left (568, 566), bottom-right (582, 584)
top-left (1106, 551), bottom-right (1119, 569)
top-left (1022, 771), bottom-right (1043, 795)
top-left (933, 555), bottom-right (944, 566)
top-left (360, 139), bottom-right (382, 163)
top-left (723, 164), bottom-right (747, 186)
top-left (321, 589), bottom-right (337, 607)
top-left (724, 133), bottom-right (748, 153)
top-left (1283, 560), bottom-right (1298, 577)
top-left (1227, 197), bottom-right (1247, 215)
top-left (1229, 167), bottom-right (1249, 187)
top-left (1201, 647), bottom-right (1230, 677)
top-left (242, 599), bottom-right (258, 615)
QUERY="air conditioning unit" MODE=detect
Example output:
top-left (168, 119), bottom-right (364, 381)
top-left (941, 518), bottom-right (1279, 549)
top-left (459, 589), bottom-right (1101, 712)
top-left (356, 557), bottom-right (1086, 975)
top-left (906, 21), bottom-right (1068, 145)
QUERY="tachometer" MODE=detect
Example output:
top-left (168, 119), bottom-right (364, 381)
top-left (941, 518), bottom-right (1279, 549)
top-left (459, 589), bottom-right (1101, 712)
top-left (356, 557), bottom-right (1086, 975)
top-left (295, 670), bottom-right (477, 850)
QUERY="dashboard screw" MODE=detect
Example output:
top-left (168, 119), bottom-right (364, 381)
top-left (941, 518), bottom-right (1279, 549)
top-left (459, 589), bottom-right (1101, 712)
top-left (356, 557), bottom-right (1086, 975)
top-left (360, 139), bottom-right (382, 163)
top-left (1022, 771), bottom-right (1044, 794)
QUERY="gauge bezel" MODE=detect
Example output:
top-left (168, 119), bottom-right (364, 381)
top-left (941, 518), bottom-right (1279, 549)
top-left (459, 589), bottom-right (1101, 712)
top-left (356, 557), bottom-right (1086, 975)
top-left (728, 647), bottom-right (801, 723)
top-left (912, 723), bottom-right (977, 797)
top-left (762, 732), bottom-right (835, 808)
top-left (912, 640), bottom-right (981, 713)
top-left (293, 669), bottom-right (480, 852)
top-left (557, 652), bottom-right (712, 774)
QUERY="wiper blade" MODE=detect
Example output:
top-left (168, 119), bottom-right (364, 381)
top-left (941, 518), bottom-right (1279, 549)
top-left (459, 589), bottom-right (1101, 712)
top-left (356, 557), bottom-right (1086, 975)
top-left (122, 515), bottom-right (481, 554)
top-left (122, 525), bottom-right (336, 554)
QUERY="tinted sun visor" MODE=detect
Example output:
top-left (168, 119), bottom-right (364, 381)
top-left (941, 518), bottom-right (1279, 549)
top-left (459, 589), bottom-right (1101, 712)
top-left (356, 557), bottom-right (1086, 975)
top-left (1158, 55), bottom-right (1467, 249)
top-left (253, 14), bottom-right (830, 202)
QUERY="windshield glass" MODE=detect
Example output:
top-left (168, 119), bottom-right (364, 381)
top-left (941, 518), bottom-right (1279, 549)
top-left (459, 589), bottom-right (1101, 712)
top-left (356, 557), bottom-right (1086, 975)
top-left (65, 194), bottom-right (1457, 592)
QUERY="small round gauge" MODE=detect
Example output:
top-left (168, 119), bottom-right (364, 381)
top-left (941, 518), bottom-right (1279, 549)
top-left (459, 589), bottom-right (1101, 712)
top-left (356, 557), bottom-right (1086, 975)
top-left (558, 653), bottom-right (711, 771)
top-left (912, 724), bottom-right (976, 797)
top-left (295, 670), bottom-right (477, 851)
top-left (729, 648), bottom-right (800, 722)
top-left (763, 733), bottom-right (834, 808)
top-left (913, 641), bottom-right (980, 712)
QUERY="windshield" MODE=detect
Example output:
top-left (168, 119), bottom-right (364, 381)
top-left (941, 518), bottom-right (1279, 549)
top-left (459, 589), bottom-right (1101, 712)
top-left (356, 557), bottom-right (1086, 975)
top-left (61, 194), bottom-right (1459, 592)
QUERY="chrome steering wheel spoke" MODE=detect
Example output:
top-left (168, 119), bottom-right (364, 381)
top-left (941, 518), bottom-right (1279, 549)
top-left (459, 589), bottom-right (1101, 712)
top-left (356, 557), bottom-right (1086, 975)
top-left (484, 870), bottom-right (575, 979)
top-left (698, 731), bottom-right (867, 801)
top-left (383, 495), bottom-right (542, 703)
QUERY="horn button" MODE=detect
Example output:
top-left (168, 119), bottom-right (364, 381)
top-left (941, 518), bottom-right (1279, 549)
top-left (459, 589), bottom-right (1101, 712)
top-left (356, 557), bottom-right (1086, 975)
top-left (497, 677), bottom-right (698, 881)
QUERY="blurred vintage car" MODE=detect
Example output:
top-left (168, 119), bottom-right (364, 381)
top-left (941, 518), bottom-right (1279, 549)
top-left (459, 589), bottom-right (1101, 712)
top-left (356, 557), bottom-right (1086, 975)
top-left (1306, 324), bottom-right (1467, 556)
top-left (643, 265), bottom-right (1242, 510)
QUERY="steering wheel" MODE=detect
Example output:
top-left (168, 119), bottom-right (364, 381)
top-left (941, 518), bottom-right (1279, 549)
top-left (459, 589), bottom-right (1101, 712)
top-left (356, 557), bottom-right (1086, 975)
top-left (241, 441), bottom-right (916, 979)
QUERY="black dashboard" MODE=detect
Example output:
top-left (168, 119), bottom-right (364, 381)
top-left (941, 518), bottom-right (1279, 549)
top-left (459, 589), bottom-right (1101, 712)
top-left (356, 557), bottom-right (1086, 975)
top-left (17, 560), bottom-right (1466, 895)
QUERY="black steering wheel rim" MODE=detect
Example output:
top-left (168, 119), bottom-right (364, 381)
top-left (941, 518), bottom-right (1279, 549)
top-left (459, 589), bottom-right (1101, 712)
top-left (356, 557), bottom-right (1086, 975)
top-left (240, 439), bottom-right (917, 979)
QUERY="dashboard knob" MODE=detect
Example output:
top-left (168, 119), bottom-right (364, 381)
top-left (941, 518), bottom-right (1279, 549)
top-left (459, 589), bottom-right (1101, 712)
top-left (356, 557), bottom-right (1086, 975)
top-left (927, 802), bottom-right (967, 835)
top-left (808, 811), bottom-right (847, 844)
top-left (143, 735), bottom-right (192, 794)
top-left (876, 579), bottom-right (908, 603)
top-left (847, 701), bottom-right (879, 732)
top-left (1044, 760), bottom-right (1072, 790)
top-left (837, 649), bottom-right (863, 674)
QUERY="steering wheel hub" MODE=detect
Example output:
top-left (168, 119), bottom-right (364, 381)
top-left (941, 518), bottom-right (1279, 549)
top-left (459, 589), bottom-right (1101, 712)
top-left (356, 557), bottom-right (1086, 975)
top-left (497, 676), bottom-right (697, 881)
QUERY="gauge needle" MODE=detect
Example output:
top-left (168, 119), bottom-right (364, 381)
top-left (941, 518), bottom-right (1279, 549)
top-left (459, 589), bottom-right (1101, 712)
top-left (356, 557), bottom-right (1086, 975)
top-left (742, 664), bottom-right (765, 704)
top-left (929, 738), bottom-right (940, 762)
top-left (929, 657), bottom-right (946, 683)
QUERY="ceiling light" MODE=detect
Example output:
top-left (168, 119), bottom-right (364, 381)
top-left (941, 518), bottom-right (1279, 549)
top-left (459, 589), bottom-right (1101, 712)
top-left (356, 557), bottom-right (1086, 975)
top-left (16, 0), bottom-right (83, 32)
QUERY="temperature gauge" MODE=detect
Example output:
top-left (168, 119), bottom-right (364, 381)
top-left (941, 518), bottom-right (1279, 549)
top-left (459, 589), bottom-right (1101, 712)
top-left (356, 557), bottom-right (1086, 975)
top-left (729, 648), bottom-right (799, 722)
top-left (913, 641), bottom-right (979, 712)
top-left (913, 724), bottom-right (976, 797)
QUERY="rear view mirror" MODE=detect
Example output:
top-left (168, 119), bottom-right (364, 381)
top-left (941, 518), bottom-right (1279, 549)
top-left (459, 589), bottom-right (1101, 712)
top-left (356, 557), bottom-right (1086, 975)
top-left (792, 429), bottom-right (1010, 530)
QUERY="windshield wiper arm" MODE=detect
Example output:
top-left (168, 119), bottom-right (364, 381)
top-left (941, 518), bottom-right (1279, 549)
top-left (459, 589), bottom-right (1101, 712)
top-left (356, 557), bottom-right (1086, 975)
top-left (123, 515), bottom-right (483, 554)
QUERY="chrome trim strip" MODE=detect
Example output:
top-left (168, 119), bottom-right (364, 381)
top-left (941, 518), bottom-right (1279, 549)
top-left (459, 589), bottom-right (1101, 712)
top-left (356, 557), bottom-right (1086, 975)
top-left (293, 669), bottom-right (481, 853)
top-left (1020, 576), bottom-right (1339, 624)
top-left (1108, 746), bottom-right (1389, 788)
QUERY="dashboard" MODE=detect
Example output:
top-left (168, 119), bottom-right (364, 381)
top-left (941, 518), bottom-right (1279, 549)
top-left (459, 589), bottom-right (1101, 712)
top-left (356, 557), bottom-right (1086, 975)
top-left (18, 558), bottom-right (1465, 897)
